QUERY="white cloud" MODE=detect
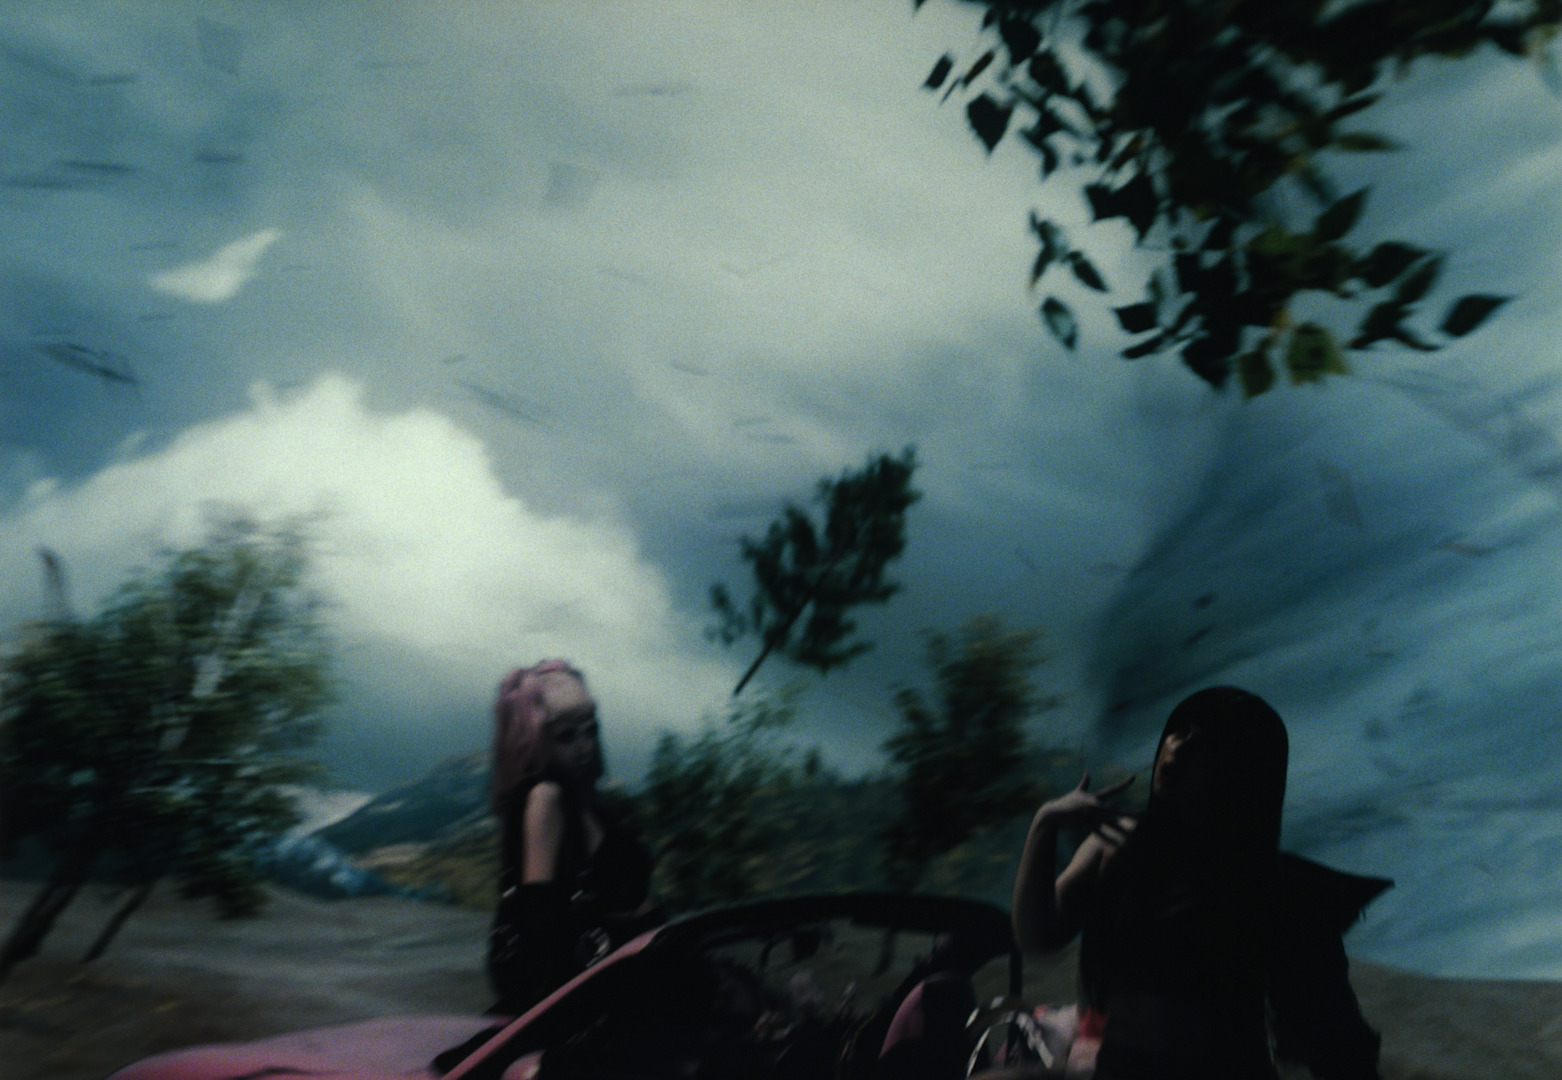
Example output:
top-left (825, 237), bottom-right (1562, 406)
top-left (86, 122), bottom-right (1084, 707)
top-left (148, 228), bottom-right (282, 303)
top-left (0, 375), bottom-right (734, 785)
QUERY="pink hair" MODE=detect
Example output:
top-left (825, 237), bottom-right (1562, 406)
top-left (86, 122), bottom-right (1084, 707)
top-left (490, 659), bottom-right (585, 813)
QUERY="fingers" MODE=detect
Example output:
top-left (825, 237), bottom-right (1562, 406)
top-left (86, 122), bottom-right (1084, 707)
top-left (1054, 794), bottom-right (1116, 825)
top-left (1096, 819), bottom-right (1131, 846)
top-left (1047, 771), bottom-right (1133, 826)
top-left (1075, 771), bottom-right (1133, 798)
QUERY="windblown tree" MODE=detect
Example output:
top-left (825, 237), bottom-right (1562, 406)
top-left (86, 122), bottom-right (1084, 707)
top-left (880, 614), bottom-right (1057, 892)
top-left (0, 517), bottom-right (333, 981)
top-left (920, 0), bottom-right (1557, 392)
top-left (638, 687), bottom-right (817, 911)
top-left (709, 448), bottom-right (920, 695)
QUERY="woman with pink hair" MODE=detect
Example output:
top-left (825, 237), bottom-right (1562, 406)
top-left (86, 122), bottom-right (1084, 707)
top-left (486, 661), bottom-right (657, 1012)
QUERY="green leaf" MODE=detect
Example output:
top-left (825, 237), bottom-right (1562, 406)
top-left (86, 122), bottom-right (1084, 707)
top-left (1085, 183), bottom-right (1117, 223)
top-left (1285, 323), bottom-right (1348, 383)
top-left (1146, 269), bottom-right (1168, 308)
top-left (1490, 25), bottom-right (1527, 57)
top-left (1440, 294), bottom-right (1510, 337)
top-left (1027, 51), bottom-right (1068, 96)
top-left (1394, 255), bottom-right (1443, 304)
top-left (1121, 334), bottom-right (1166, 359)
top-left (924, 54), bottom-right (954, 90)
top-left (1027, 213), bottom-right (1065, 284)
top-left (1088, 175), bottom-right (1157, 241)
top-left (1202, 216), bottom-right (1237, 252)
top-left (1036, 139), bottom-right (1059, 176)
top-left (1323, 94), bottom-right (1383, 122)
top-left (1391, 326), bottom-right (1439, 352)
top-left (1109, 132), bottom-right (1146, 170)
top-left (1350, 300), bottom-right (1407, 348)
top-left (1029, 247), bottom-right (1050, 288)
top-left (1180, 335), bottom-right (1231, 388)
top-left (1314, 189), bottom-right (1367, 242)
top-left (1041, 297), bottom-right (1078, 349)
top-left (1237, 351), bottom-right (1276, 397)
top-left (1116, 173), bottom-right (1158, 240)
top-left (966, 94), bottom-right (1014, 153)
top-left (962, 49), bottom-right (996, 87)
top-left (1173, 252), bottom-right (1201, 293)
top-left (1067, 251), bottom-right (1108, 292)
top-left (1333, 131), bottom-right (1399, 152)
top-left (997, 18), bottom-right (1041, 63)
top-left (1248, 225), bottom-right (1312, 263)
top-left (1113, 303), bottom-right (1159, 334)
top-left (1295, 163), bottom-right (1338, 207)
top-left (1357, 242), bottom-right (1425, 288)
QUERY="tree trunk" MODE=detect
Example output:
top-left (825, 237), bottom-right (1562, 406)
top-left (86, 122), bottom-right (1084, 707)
top-left (0, 840), bottom-right (100, 984)
top-left (81, 877), bottom-right (158, 963)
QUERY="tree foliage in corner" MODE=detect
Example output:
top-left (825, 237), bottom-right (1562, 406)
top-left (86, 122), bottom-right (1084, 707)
top-left (710, 448), bottom-right (920, 695)
top-left (919, 0), bottom-right (1553, 392)
top-left (880, 613), bottom-right (1057, 891)
top-left (0, 517), bottom-right (333, 981)
top-left (638, 687), bottom-right (818, 911)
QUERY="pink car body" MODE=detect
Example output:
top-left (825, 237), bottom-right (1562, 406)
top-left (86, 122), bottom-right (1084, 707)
top-left (106, 895), bottom-right (1018, 1080)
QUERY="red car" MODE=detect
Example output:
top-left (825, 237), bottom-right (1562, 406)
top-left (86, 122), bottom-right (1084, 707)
top-left (108, 894), bottom-right (1025, 1080)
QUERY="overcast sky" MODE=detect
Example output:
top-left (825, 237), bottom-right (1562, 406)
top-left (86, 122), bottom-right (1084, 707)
top-left (1, 1), bottom-right (1559, 978)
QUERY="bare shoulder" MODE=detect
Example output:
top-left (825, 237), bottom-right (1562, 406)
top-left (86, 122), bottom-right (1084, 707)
top-left (525, 780), bottom-right (565, 817)
top-left (522, 781), bottom-right (567, 881)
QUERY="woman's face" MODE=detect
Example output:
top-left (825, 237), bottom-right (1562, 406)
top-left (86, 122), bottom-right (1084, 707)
top-left (1152, 721), bottom-right (1214, 799)
top-left (537, 673), bottom-right (601, 784)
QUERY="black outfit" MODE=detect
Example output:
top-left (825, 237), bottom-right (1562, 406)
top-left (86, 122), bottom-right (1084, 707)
top-left (1081, 805), bottom-right (1279, 1080)
top-left (1266, 854), bottom-right (1392, 1080)
top-left (1075, 687), bottom-right (1387, 1080)
top-left (1080, 845), bottom-right (1389, 1080)
top-left (487, 785), bottom-right (656, 1014)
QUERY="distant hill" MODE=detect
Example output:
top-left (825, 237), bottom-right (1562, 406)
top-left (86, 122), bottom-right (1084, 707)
top-left (315, 751), bottom-right (490, 853)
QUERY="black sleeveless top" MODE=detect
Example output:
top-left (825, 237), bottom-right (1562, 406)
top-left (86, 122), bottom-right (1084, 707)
top-left (496, 787), bottom-right (653, 912)
top-left (487, 786), bottom-right (655, 1013)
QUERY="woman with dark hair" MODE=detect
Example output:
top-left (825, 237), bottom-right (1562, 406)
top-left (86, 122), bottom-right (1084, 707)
top-left (486, 660), bottom-right (658, 1013)
top-left (1011, 687), bottom-right (1385, 1080)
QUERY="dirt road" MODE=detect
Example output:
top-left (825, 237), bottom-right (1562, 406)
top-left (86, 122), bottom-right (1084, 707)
top-left (2, 879), bottom-right (1559, 1080)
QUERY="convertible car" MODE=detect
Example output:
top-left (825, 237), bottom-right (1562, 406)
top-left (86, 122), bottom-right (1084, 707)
top-left (107, 893), bottom-right (1043, 1080)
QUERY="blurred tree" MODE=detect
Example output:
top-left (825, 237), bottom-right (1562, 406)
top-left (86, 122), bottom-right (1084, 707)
top-left (921, 0), bottom-right (1554, 392)
top-left (638, 687), bottom-right (813, 911)
top-left (880, 614), bottom-right (1057, 892)
top-left (709, 448), bottom-right (920, 695)
top-left (0, 516), bottom-right (333, 981)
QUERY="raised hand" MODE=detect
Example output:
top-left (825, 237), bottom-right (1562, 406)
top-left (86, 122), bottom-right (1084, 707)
top-left (1035, 771), bottom-right (1135, 831)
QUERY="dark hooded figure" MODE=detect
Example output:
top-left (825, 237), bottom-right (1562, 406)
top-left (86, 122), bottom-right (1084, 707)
top-left (1012, 687), bottom-right (1387, 1080)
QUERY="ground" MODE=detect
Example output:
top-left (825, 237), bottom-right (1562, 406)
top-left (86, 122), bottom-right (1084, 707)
top-left (0, 879), bottom-right (1558, 1080)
